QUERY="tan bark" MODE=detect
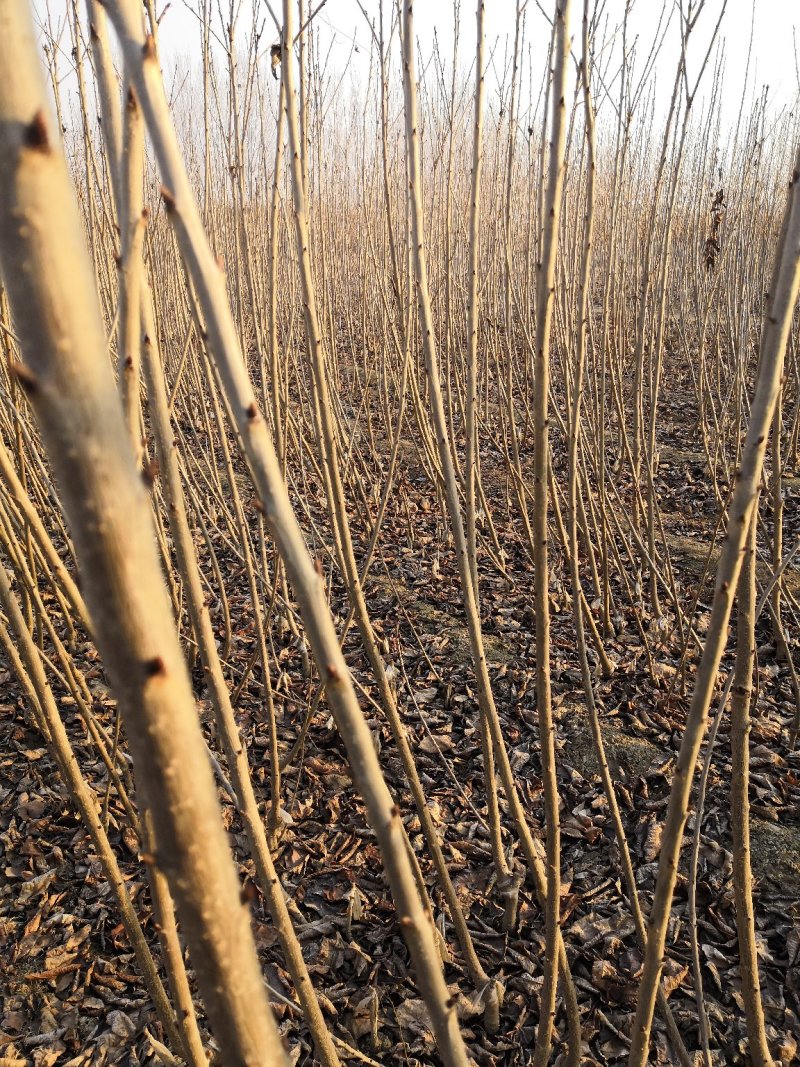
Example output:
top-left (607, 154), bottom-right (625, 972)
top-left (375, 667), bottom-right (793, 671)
top-left (0, 2), bottom-right (287, 1061)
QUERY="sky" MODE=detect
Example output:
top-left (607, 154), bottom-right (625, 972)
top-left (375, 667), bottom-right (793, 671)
top-left (149, 0), bottom-right (800, 128)
top-left (32, 0), bottom-right (800, 140)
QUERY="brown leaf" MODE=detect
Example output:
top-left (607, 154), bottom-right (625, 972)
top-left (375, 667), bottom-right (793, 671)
top-left (644, 819), bottom-right (662, 862)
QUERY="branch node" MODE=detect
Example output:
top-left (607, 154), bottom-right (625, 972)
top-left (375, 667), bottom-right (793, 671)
top-left (10, 361), bottom-right (40, 395)
top-left (143, 655), bottom-right (167, 678)
top-left (24, 110), bottom-right (51, 153)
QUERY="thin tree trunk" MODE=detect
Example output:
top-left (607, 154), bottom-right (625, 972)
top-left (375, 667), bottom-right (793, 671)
top-left (730, 513), bottom-right (774, 1067)
top-left (0, 4), bottom-right (287, 1061)
top-left (531, 3), bottom-right (570, 1063)
top-left (629, 138), bottom-right (800, 1067)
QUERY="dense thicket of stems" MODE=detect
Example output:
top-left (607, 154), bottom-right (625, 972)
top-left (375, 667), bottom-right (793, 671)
top-left (0, 0), bottom-right (798, 1063)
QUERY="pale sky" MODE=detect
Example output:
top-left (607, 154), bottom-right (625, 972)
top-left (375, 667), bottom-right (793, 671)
top-left (150, 0), bottom-right (800, 128)
top-left (33, 0), bottom-right (800, 139)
